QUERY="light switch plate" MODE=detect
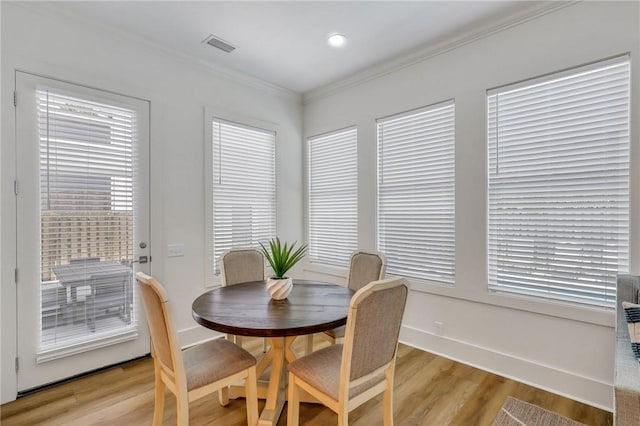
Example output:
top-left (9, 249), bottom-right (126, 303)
top-left (167, 243), bottom-right (185, 257)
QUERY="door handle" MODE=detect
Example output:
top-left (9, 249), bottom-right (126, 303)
top-left (132, 255), bottom-right (149, 264)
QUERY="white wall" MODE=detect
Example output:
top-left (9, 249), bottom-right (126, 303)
top-left (303, 1), bottom-right (639, 410)
top-left (0, 3), bottom-right (303, 403)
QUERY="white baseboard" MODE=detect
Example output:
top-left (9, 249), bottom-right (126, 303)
top-left (400, 325), bottom-right (613, 412)
top-left (177, 325), bottom-right (224, 348)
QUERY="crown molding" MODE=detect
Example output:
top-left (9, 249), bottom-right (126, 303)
top-left (303, 1), bottom-right (577, 105)
top-left (8, 2), bottom-right (303, 105)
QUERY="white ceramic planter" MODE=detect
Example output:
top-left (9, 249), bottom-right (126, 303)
top-left (266, 276), bottom-right (293, 300)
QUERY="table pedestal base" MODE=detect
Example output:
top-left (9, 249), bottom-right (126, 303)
top-left (227, 336), bottom-right (320, 426)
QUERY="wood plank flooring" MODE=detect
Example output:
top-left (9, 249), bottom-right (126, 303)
top-left (0, 338), bottom-right (612, 426)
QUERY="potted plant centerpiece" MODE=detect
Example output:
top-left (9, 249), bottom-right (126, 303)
top-left (260, 237), bottom-right (307, 300)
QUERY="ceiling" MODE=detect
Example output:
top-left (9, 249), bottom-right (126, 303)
top-left (52, 1), bottom-right (548, 94)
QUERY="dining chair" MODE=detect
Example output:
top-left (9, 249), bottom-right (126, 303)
top-left (86, 270), bottom-right (131, 332)
top-left (136, 272), bottom-right (259, 426)
top-left (220, 248), bottom-right (265, 286)
top-left (220, 248), bottom-right (268, 351)
top-left (306, 251), bottom-right (387, 353)
top-left (287, 277), bottom-right (408, 426)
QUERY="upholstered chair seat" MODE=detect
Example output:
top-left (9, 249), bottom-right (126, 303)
top-left (288, 344), bottom-right (386, 400)
top-left (183, 339), bottom-right (256, 391)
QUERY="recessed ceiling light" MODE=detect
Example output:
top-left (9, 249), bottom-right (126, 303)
top-left (328, 34), bottom-right (346, 48)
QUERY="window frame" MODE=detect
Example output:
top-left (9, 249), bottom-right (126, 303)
top-left (486, 54), bottom-right (631, 309)
top-left (203, 107), bottom-right (279, 287)
top-left (307, 126), bottom-right (359, 269)
top-left (376, 100), bottom-right (456, 284)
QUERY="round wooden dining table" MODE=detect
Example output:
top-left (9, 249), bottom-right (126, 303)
top-left (192, 279), bottom-right (354, 426)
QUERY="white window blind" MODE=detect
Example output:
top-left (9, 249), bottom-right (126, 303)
top-left (211, 118), bottom-right (276, 275)
top-left (38, 89), bottom-right (137, 352)
top-left (308, 127), bottom-right (358, 267)
top-left (377, 101), bottom-right (456, 283)
top-left (487, 56), bottom-right (630, 308)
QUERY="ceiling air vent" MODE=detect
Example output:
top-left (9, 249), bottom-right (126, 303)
top-left (203, 35), bottom-right (237, 53)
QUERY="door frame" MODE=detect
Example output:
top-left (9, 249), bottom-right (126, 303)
top-left (13, 70), bottom-right (153, 393)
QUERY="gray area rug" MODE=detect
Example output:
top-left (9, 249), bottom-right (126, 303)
top-left (492, 397), bottom-right (586, 426)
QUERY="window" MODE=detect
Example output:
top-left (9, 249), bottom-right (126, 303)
top-left (308, 127), bottom-right (358, 267)
top-left (208, 117), bottom-right (276, 277)
top-left (377, 101), bottom-right (456, 283)
top-left (37, 89), bottom-right (138, 352)
top-left (487, 56), bottom-right (630, 308)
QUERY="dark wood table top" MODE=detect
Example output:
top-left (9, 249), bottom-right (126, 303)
top-left (192, 279), bottom-right (355, 337)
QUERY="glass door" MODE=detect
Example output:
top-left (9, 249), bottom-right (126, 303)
top-left (15, 72), bottom-right (151, 392)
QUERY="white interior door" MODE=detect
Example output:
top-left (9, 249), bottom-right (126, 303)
top-left (15, 72), bottom-right (151, 392)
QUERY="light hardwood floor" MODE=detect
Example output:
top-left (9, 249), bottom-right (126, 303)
top-left (1, 338), bottom-right (612, 426)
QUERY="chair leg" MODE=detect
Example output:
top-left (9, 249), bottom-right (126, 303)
top-left (383, 366), bottom-right (395, 426)
top-left (218, 386), bottom-right (229, 406)
top-left (383, 386), bottom-right (394, 426)
top-left (320, 331), bottom-right (337, 346)
top-left (245, 366), bottom-right (259, 426)
top-left (263, 338), bottom-right (268, 353)
top-left (337, 409), bottom-right (348, 426)
top-left (177, 392), bottom-right (189, 426)
top-left (305, 334), bottom-right (314, 355)
top-left (287, 373), bottom-right (300, 426)
top-left (152, 367), bottom-right (165, 426)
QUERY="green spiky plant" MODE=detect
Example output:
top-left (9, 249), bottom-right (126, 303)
top-left (259, 237), bottom-right (308, 279)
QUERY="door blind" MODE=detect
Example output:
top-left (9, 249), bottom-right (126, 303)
top-left (308, 127), bottom-right (358, 267)
top-left (377, 101), bottom-right (456, 283)
top-left (38, 89), bottom-right (137, 352)
top-left (487, 56), bottom-right (630, 308)
top-left (211, 118), bottom-right (276, 275)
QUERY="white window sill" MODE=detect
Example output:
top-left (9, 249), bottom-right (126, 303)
top-left (37, 328), bottom-right (138, 363)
